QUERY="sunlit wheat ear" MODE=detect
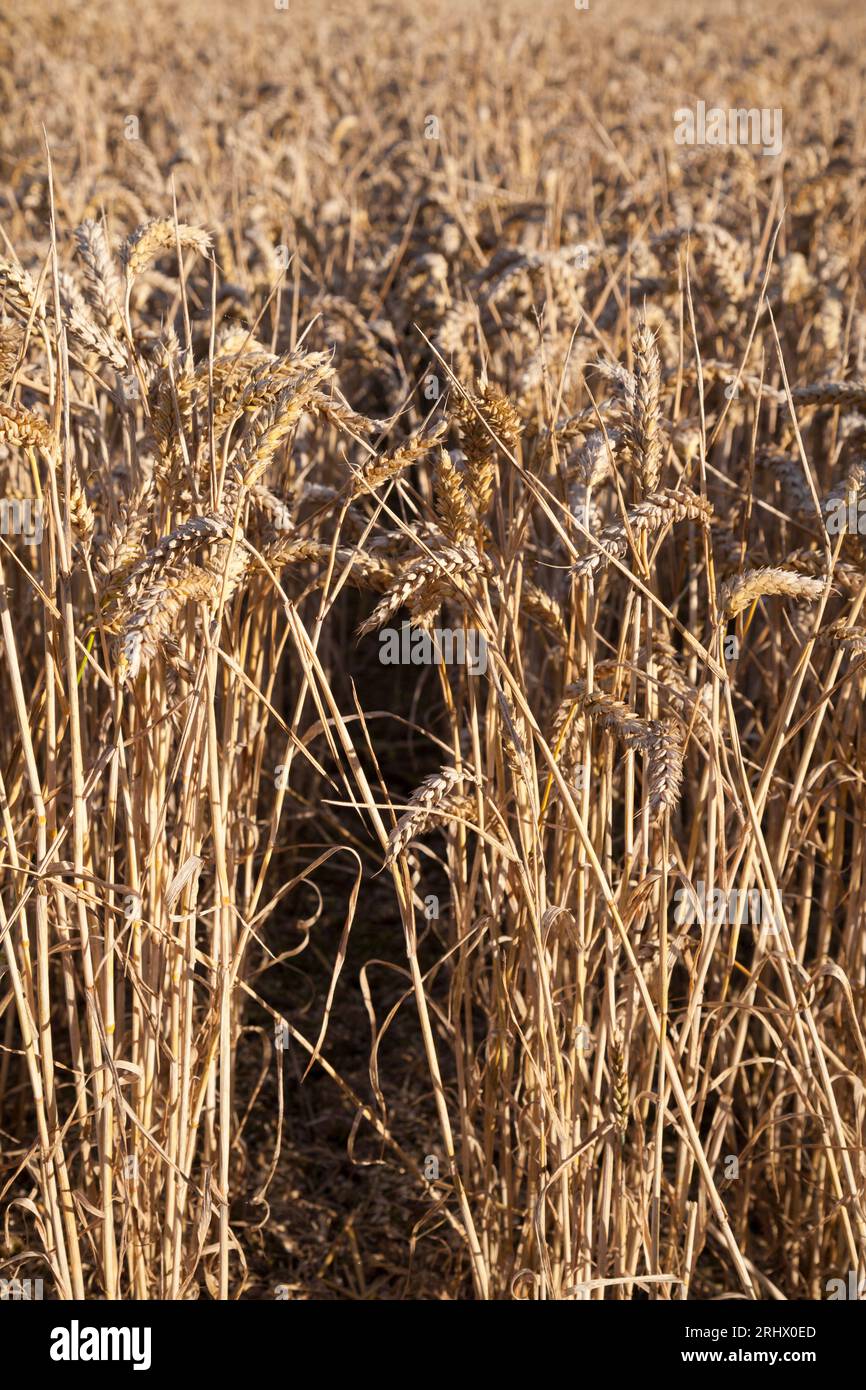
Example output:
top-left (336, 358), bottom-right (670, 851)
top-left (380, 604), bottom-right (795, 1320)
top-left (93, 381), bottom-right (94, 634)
top-left (97, 493), bottom-right (153, 599)
top-left (646, 716), bottom-right (685, 820)
top-left (384, 767), bottom-right (475, 867)
top-left (819, 621), bottom-right (866, 656)
top-left (572, 486), bottom-right (713, 580)
top-left (118, 545), bottom-right (249, 684)
top-left (522, 581), bottom-right (568, 644)
top-left (624, 319), bottom-right (663, 493)
top-left (0, 323), bottom-right (24, 382)
top-left (249, 483), bottom-right (294, 534)
top-left (434, 448), bottom-right (474, 542)
top-left (0, 400), bottom-right (56, 452)
top-left (120, 513), bottom-right (235, 609)
top-left (58, 271), bottom-right (127, 370)
top-left (719, 567), bottom-right (827, 619)
top-left (559, 682), bottom-right (652, 747)
top-left (0, 255), bottom-right (46, 324)
top-left (223, 359), bottom-right (338, 497)
top-left (569, 428), bottom-right (617, 487)
top-left (455, 383), bottom-right (522, 515)
top-left (355, 542), bottom-right (483, 638)
top-left (610, 1036), bottom-right (629, 1138)
top-left (348, 424), bottom-right (446, 499)
top-left (789, 380), bottom-right (866, 410)
top-left (252, 535), bottom-right (394, 592)
top-left (74, 219), bottom-right (124, 333)
top-left (117, 562), bottom-right (217, 683)
top-left (210, 350), bottom-right (334, 442)
top-left (120, 218), bottom-right (212, 280)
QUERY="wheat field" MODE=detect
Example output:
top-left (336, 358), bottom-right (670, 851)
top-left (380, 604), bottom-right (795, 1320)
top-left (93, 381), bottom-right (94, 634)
top-left (1, 0), bottom-right (866, 1302)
